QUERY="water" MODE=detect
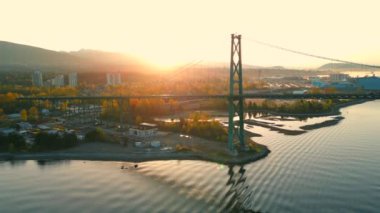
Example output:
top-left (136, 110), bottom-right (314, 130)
top-left (1, 101), bottom-right (380, 212)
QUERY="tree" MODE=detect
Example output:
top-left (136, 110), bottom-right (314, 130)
top-left (20, 109), bottom-right (28, 121)
top-left (324, 87), bottom-right (337, 94)
top-left (135, 115), bottom-right (143, 124)
top-left (33, 132), bottom-right (78, 151)
top-left (0, 108), bottom-right (6, 121)
top-left (85, 128), bottom-right (107, 142)
top-left (7, 133), bottom-right (26, 150)
top-left (0, 133), bottom-right (26, 152)
top-left (28, 107), bottom-right (39, 121)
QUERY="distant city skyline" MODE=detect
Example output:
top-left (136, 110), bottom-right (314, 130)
top-left (1, 0), bottom-right (380, 69)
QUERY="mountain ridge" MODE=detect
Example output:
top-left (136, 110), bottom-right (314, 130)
top-left (0, 41), bottom-right (151, 73)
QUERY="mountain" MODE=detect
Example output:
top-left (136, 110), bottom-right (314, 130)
top-left (318, 63), bottom-right (378, 71)
top-left (0, 41), bottom-right (151, 73)
top-left (0, 41), bottom-right (83, 69)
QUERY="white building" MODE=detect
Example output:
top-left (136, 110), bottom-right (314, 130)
top-left (106, 72), bottom-right (122, 85)
top-left (32, 71), bottom-right (43, 87)
top-left (128, 123), bottom-right (158, 141)
top-left (68, 72), bottom-right (78, 87)
top-left (330, 73), bottom-right (350, 82)
top-left (16, 122), bottom-right (33, 130)
top-left (0, 128), bottom-right (16, 136)
top-left (52, 75), bottom-right (65, 87)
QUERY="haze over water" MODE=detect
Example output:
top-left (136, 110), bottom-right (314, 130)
top-left (1, 101), bottom-right (380, 212)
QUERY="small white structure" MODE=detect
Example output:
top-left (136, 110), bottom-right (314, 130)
top-left (41, 109), bottom-right (50, 117)
top-left (134, 141), bottom-right (145, 148)
top-left (8, 113), bottom-right (21, 121)
top-left (16, 122), bottom-right (33, 130)
top-left (0, 128), bottom-right (16, 136)
top-left (292, 90), bottom-right (308, 95)
top-left (47, 130), bottom-right (58, 135)
top-left (37, 124), bottom-right (50, 130)
top-left (150, 141), bottom-right (161, 148)
top-left (128, 123), bottom-right (158, 141)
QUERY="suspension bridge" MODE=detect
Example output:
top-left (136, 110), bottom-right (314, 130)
top-left (18, 34), bottom-right (380, 152)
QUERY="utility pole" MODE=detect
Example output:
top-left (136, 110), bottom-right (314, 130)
top-left (228, 34), bottom-right (246, 152)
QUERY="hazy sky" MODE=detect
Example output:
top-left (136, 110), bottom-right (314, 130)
top-left (1, 0), bottom-right (380, 68)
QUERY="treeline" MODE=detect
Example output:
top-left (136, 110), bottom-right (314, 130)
top-left (0, 133), bottom-right (27, 152)
top-left (159, 112), bottom-right (228, 142)
top-left (0, 86), bottom-right (78, 114)
top-left (100, 99), bottom-right (180, 122)
top-left (84, 128), bottom-right (122, 143)
top-left (101, 79), bottom-right (228, 96)
top-left (33, 132), bottom-right (78, 151)
top-left (0, 85), bottom-right (78, 97)
top-left (247, 99), bottom-right (334, 114)
top-left (0, 132), bottom-right (78, 152)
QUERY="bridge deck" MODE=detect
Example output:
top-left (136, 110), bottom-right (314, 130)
top-left (17, 93), bottom-right (380, 100)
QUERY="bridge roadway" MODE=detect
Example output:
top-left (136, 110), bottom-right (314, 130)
top-left (18, 93), bottom-right (380, 101)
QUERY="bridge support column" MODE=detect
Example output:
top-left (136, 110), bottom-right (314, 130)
top-left (228, 34), bottom-right (246, 151)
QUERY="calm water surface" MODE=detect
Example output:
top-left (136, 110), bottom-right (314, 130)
top-left (1, 101), bottom-right (380, 212)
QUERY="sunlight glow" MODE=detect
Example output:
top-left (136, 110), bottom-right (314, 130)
top-left (1, 0), bottom-right (380, 68)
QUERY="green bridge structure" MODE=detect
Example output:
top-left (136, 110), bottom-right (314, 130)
top-left (18, 34), bottom-right (380, 152)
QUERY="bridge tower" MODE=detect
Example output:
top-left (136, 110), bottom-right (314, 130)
top-left (228, 34), bottom-right (246, 151)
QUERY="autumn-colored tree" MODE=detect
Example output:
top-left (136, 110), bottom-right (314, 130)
top-left (20, 109), bottom-right (28, 121)
top-left (324, 87), bottom-right (337, 94)
top-left (28, 107), bottom-right (39, 121)
top-left (310, 87), bottom-right (322, 94)
top-left (135, 115), bottom-right (143, 124)
top-left (43, 100), bottom-right (52, 109)
top-left (0, 108), bottom-right (6, 121)
top-left (59, 102), bottom-right (68, 111)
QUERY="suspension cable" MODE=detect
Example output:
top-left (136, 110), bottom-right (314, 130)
top-left (243, 37), bottom-right (380, 69)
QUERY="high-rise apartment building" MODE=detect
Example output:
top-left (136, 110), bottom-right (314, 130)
top-left (32, 71), bottom-right (43, 87)
top-left (106, 72), bottom-right (122, 85)
top-left (68, 72), bottom-right (78, 87)
top-left (52, 75), bottom-right (65, 87)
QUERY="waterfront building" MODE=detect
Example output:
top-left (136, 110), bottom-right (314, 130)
top-left (326, 82), bottom-right (358, 91)
top-left (311, 79), bottom-right (358, 91)
top-left (311, 79), bottom-right (327, 88)
top-left (128, 123), bottom-right (158, 141)
top-left (32, 71), bottom-right (43, 87)
top-left (68, 72), bottom-right (78, 87)
top-left (356, 76), bottom-right (380, 90)
top-left (106, 72), bottom-right (122, 85)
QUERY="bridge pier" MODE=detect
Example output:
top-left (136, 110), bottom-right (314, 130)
top-left (228, 34), bottom-right (246, 152)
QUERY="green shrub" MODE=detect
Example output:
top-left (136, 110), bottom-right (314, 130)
top-left (85, 128), bottom-right (108, 142)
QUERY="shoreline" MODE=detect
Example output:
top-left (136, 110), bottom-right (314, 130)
top-left (0, 131), bottom-right (271, 165)
top-left (0, 147), bottom-right (270, 165)
top-left (2, 101), bottom-right (366, 165)
top-left (248, 99), bottom-right (368, 117)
